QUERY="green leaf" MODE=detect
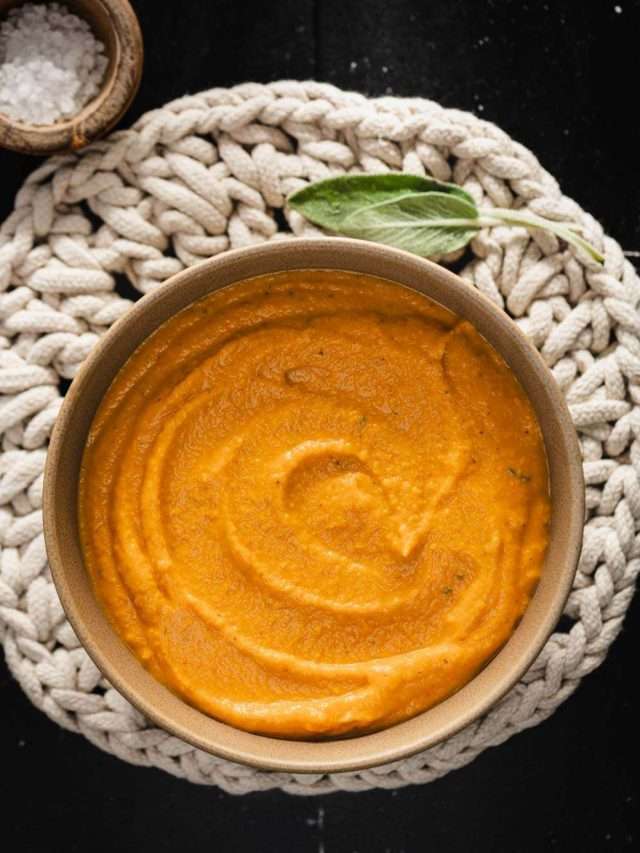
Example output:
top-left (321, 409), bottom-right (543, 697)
top-left (287, 172), bottom-right (605, 266)
top-left (338, 192), bottom-right (481, 257)
top-left (287, 174), bottom-right (476, 232)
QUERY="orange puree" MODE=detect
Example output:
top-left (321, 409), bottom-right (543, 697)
top-left (79, 270), bottom-right (550, 738)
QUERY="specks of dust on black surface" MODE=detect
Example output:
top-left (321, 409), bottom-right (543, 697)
top-left (1, 1), bottom-right (639, 851)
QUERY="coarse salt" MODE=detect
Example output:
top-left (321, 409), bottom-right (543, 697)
top-left (0, 2), bottom-right (108, 125)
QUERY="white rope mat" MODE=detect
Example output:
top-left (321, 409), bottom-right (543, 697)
top-left (1, 82), bottom-right (638, 795)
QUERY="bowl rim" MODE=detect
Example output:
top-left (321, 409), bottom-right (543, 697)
top-left (43, 237), bottom-right (584, 773)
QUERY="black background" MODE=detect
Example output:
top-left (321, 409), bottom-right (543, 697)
top-left (2, 1), bottom-right (638, 851)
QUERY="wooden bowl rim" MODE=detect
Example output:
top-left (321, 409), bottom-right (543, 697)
top-left (0, 0), bottom-right (143, 154)
top-left (43, 238), bottom-right (584, 773)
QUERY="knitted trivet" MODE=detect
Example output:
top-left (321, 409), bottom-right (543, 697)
top-left (1, 82), bottom-right (638, 796)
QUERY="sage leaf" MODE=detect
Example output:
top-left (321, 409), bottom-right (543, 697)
top-left (288, 174), bottom-right (476, 232)
top-left (339, 191), bottom-right (481, 257)
top-left (287, 173), bottom-right (605, 265)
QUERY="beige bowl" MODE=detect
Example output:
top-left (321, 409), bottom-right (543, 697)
top-left (43, 238), bottom-right (584, 773)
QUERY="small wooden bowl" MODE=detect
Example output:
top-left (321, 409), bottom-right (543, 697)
top-left (43, 239), bottom-right (584, 773)
top-left (0, 0), bottom-right (143, 155)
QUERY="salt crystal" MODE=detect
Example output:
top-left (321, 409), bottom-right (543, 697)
top-left (0, 2), bottom-right (107, 125)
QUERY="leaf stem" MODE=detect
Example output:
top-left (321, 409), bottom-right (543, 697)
top-left (479, 207), bottom-right (605, 263)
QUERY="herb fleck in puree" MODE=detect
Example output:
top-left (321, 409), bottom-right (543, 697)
top-left (79, 271), bottom-right (550, 738)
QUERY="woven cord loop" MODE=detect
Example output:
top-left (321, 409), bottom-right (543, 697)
top-left (1, 82), bottom-right (638, 795)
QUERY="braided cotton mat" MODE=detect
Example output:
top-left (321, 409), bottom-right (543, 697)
top-left (1, 82), bottom-right (639, 796)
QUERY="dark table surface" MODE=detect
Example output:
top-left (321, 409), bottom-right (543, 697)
top-left (2, 1), bottom-right (639, 850)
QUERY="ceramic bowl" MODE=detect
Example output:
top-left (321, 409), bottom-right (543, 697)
top-left (43, 238), bottom-right (584, 773)
top-left (0, 0), bottom-right (143, 155)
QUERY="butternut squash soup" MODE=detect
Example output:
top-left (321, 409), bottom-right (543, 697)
top-left (79, 270), bottom-right (550, 738)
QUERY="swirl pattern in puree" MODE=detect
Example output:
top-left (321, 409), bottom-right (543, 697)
top-left (79, 270), bottom-right (550, 738)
